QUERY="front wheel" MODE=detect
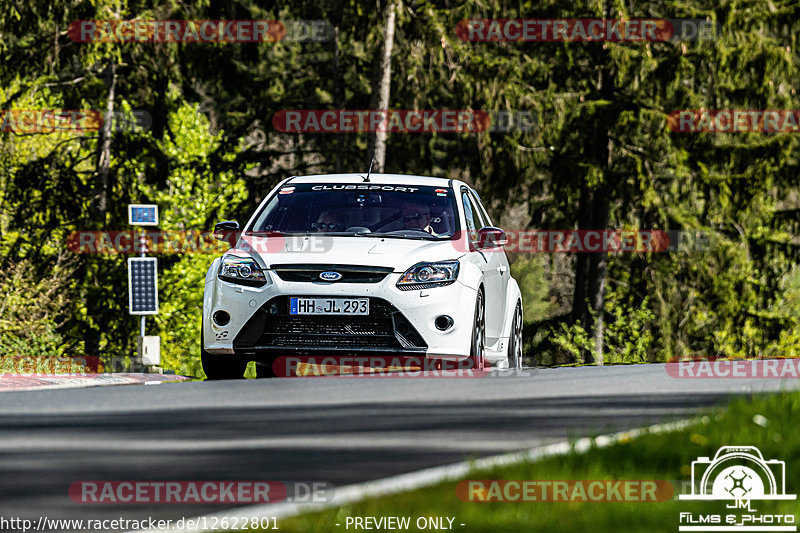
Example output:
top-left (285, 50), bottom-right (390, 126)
top-left (507, 301), bottom-right (523, 369)
top-left (255, 362), bottom-right (277, 378)
top-left (201, 322), bottom-right (247, 380)
top-left (469, 289), bottom-right (486, 371)
top-left (201, 349), bottom-right (248, 380)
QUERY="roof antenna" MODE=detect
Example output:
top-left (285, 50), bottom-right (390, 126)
top-left (362, 157), bottom-right (374, 182)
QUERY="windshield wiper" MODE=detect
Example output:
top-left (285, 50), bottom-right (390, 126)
top-left (250, 231), bottom-right (443, 239)
top-left (354, 232), bottom-right (441, 240)
top-left (250, 231), bottom-right (358, 236)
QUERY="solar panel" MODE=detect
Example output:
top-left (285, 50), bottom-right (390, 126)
top-left (128, 204), bottom-right (158, 226)
top-left (128, 257), bottom-right (159, 315)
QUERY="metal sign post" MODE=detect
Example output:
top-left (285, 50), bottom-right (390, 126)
top-left (128, 204), bottom-right (160, 371)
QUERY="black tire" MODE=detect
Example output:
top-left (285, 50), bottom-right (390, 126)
top-left (507, 301), bottom-right (523, 369)
top-left (201, 322), bottom-right (247, 380)
top-left (255, 361), bottom-right (277, 379)
top-left (201, 348), bottom-right (247, 380)
top-left (469, 289), bottom-right (486, 371)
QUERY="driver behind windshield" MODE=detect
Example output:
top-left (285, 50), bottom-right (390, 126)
top-left (312, 210), bottom-right (345, 232)
top-left (401, 201), bottom-right (438, 236)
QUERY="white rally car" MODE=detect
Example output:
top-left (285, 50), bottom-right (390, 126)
top-left (201, 174), bottom-right (523, 379)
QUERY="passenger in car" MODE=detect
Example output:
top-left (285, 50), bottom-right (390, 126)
top-left (401, 201), bottom-right (438, 236)
top-left (313, 211), bottom-right (345, 232)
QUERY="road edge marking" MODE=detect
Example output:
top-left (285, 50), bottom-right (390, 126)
top-left (134, 416), bottom-right (699, 532)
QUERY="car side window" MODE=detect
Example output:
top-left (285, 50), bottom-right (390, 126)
top-left (469, 190), bottom-right (492, 227)
top-left (461, 190), bottom-right (482, 242)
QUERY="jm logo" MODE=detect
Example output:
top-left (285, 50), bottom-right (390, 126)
top-left (680, 446), bottom-right (796, 504)
top-left (726, 498), bottom-right (755, 511)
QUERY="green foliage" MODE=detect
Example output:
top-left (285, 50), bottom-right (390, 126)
top-left (760, 266), bottom-right (800, 359)
top-left (156, 254), bottom-right (214, 377)
top-left (549, 321), bottom-right (593, 363)
top-left (1, 0), bottom-right (800, 372)
top-left (549, 298), bottom-right (656, 365)
top-left (604, 298), bottom-right (657, 364)
top-left (509, 256), bottom-right (550, 324)
top-left (147, 103), bottom-right (248, 377)
top-left (0, 257), bottom-right (82, 359)
top-left (776, 265), bottom-right (800, 317)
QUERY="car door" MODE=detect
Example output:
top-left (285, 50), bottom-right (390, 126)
top-left (471, 190), bottom-right (511, 342)
top-left (461, 188), bottom-right (506, 342)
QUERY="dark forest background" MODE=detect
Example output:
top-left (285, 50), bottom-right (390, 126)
top-left (2, 0), bottom-right (800, 376)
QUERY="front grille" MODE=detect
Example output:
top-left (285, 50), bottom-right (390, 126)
top-left (270, 334), bottom-right (391, 347)
top-left (234, 296), bottom-right (427, 350)
top-left (271, 264), bottom-right (394, 283)
top-left (277, 316), bottom-right (389, 336)
top-left (268, 313), bottom-right (396, 347)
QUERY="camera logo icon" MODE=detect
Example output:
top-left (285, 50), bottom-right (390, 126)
top-left (680, 446), bottom-right (796, 501)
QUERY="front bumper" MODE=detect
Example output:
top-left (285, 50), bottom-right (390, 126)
top-left (203, 269), bottom-right (477, 360)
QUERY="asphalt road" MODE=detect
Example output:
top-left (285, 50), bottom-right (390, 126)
top-left (0, 364), bottom-right (796, 527)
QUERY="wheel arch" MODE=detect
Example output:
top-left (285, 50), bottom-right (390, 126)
top-left (501, 276), bottom-right (522, 340)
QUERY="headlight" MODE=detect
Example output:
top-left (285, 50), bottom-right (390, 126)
top-left (397, 261), bottom-right (459, 290)
top-left (218, 256), bottom-right (267, 287)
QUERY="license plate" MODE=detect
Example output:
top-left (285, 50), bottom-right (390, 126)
top-left (289, 297), bottom-right (369, 315)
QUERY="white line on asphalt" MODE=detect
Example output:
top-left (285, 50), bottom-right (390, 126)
top-left (134, 416), bottom-right (700, 533)
top-left (0, 374), bottom-right (187, 392)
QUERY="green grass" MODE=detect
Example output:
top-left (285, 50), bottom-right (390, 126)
top-left (269, 391), bottom-right (800, 532)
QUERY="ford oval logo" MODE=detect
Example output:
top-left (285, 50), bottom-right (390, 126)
top-left (320, 271), bottom-right (342, 281)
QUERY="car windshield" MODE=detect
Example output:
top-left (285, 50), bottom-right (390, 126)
top-left (248, 183), bottom-right (458, 239)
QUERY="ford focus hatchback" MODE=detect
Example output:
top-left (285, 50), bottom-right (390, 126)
top-left (201, 174), bottom-right (522, 379)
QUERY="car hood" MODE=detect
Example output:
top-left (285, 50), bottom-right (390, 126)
top-left (234, 234), bottom-right (464, 271)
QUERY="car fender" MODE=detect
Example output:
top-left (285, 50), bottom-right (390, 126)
top-left (502, 275), bottom-right (522, 339)
top-left (202, 258), bottom-right (220, 351)
top-left (205, 257), bottom-right (221, 287)
top-left (482, 275), bottom-right (522, 363)
top-left (456, 256), bottom-right (483, 293)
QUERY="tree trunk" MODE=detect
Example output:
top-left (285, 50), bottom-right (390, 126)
top-left (333, 25), bottom-right (345, 172)
top-left (572, 186), bottom-right (608, 366)
top-left (572, 187), bottom-right (592, 329)
top-left (368, 0), bottom-right (397, 173)
top-left (94, 60), bottom-right (116, 224)
top-left (586, 179), bottom-right (610, 365)
top-left (571, 0), bottom-right (615, 366)
top-left (85, 60), bottom-right (116, 358)
top-left (586, 79), bottom-right (615, 366)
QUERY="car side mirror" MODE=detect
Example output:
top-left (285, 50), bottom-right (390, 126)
top-left (476, 226), bottom-right (508, 249)
top-left (214, 220), bottom-right (240, 241)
